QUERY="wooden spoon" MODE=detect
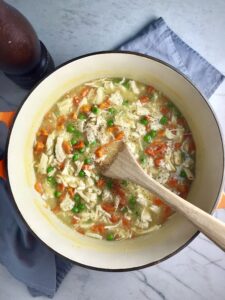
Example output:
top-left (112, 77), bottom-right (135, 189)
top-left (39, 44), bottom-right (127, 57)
top-left (100, 141), bottom-right (225, 251)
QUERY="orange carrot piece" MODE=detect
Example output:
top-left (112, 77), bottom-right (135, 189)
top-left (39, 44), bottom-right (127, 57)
top-left (122, 217), bottom-right (131, 228)
top-left (146, 85), bottom-right (155, 93)
top-left (139, 95), bottom-right (149, 103)
top-left (154, 157), bottom-right (163, 167)
top-left (73, 95), bottom-right (81, 105)
top-left (107, 125), bottom-right (119, 134)
top-left (91, 223), bottom-right (105, 234)
top-left (95, 146), bottom-right (106, 158)
top-left (167, 178), bottom-right (178, 188)
top-left (81, 104), bottom-right (91, 113)
top-left (174, 142), bottom-right (181, 150)
top-left (34, 141), bottom-right (45, 153)
top-left (97, 178), bottom-right (105, 188)
top-left (80, 86), bottom-right (90, 97)
top-left (52, 205), bottom-right (61, 213)
top-left (160, 107), bottom-right (169, 115)
top-left (67, 187), bottom-right (75, 198)
top-left (145, 147), bottom-right (156, 157)
top-left (71, 217), bottom-right (79, 224)
top-left (34, 182), bottom-right (43, 194)
top-left (73, 141), bottom-right (85, 150)
top-left (99, 99), bottom-right (110, 109)
top-left (76, 227), bottom-right (85, 235)
top-left (115, 131), bottom-right (124, 141)
top-left (101, 202), bottom-right (115, 213)
top-left (110, 214), bottom-right (121, 224)
top-left (57, 183), bottom-right (65, 192)
top-left (157, 129), bottom-right (165, 138)
top-left (37, 128), bottom-right (49, 137)
top-left (82, 164), bottom-right (91, 170)
top-left (62, 140), bottom-right (72, 154)
top-left (153, 198), bottom-right (164, 206)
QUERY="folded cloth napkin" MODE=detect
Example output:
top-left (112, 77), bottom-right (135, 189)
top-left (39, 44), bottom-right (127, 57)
top-left (0, 17), bottom-right (224, 298)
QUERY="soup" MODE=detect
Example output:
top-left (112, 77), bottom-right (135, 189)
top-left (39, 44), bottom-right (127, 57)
top-left (33, 78), bottom-right (195, 241)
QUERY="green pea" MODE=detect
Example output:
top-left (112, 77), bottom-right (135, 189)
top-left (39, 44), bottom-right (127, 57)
top-left (67, 123), bottom-right (75, 133)
top-left (77, 203), bottom-right (86, 211)
top-left (91, 106), bottom-right (99, 114)
top-left (73, 130), bottom-right (82, 138)
top-left (123, 100), bottom-right (129, 106)
top-left (180, 169), bottom-right (187, 178)
top-left (78, 113), bottom-right (87, 120)
top-left (78, 170), bottom-right (86, 177)
top-left (149, 130), bottom-right (157, 138)
top-left (107, 119), bottom-right (114, 127)
top-left (78, 147), bottom-right (85, 154)
top-left (122, 79), bottom-right (130, 89)
top-left (71, 206), bottom-right (80, 213)
top-left (90, 140), bottom-right (97, 146)
top-left (74, 193), bottom-right (81, 202)
top-left (143, 133), bottom-right (152, 143)
top-left (139, 117), bottom-right (148, 126)
top-left (106, 233), bottom-right (114, 241)
top-left (47, 166), bottom-right (54, 174)
top-left (108, 108), bottom-right (117, 115)
top-left (54, 191), bottom-right (62, 198)
top-left (106, 179), bottom-right (113, 189)
top-left (47, 176), bottom-right (56, 186)
top-left (160, 116), bottom-right (168, 125)
top-left (84, 158), bottom-right (92, 164)
top-left (129, 195), bottom-right (136, 208)
top-left (71, 137), bottom-right (77, 145)
top-left (72, 153), bottom-right (79, 161)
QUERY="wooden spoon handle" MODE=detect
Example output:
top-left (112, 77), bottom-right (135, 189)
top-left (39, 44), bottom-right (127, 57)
top-left (104, 143), bottom-right (225, 251)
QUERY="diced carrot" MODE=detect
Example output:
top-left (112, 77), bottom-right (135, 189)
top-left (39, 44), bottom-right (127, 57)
top-left (73, 95), bottom-right (81, 106)
top-left (146, 85), bottom-right (155, 94)
top-left (162, 205), bottom-right (173, 222)
top-left (154, 157), bottom-right (163, 167)
top-left (157, 129), bottom-right (165, 138)
top-left (95, 146), bottom-right (105, 158)
top-left (67, 187), bottom-right (75, 198)
top-left (101, 202), bottom-right (115, 213)
top-left (73, 141), bottom-right (85, 149)
top-left (110, 214), bottom-right (121, 224)
top-left (81, 104), bottom-right (91, 113)
top-left (57, 115), bottom-right (66, 126)
top-left (82, 164), bottom-right (91, 170)
top-left (34, 182), bottom-right (43, 194)
top-left (37, 128), bottom-right (49, 137)
top-left (122, 217), bottom-right (131, 228)
top-left (58, 162), bottom-right (65, 170)
top-left (91, 223), bottom-right (105, 234)
top-left (160, 106), bottom-right (169, 115)
top-left (69, 112), bottom-right (77, 120)
top-left (107, 125), bottom-right (119, 134)
top-left (80, 86), bottom-right (90, 98)
top-left (62, 140), bottom-right (72, 154)
top-left (153, 198), bottom-right (164, 206)
top-left (59, 191), bottom-right (66, 202)
top-left (76, 227), bottom-right (85, 235)
top-left (145, 147), bottom-right (156, 157)
top-left (57, 183), bottom-right (65, 192)
top-left (34, 141), bottom-right (45, 153)
top-left (174, 142), bottom-right (181, 150)
top-left (99, 98), bottom-right (110, 109)
top-left (167, 178), bottom-right (178, 188)
top-left (139, 95), bottom-right (149, 103)
top-left (115, 131), bottom-right (125, 141)
top-left (113, 182), bottom-right (127, 206)
top-left (52, 205), bottom-right (61, 213)
top-left (71, 217), bottom-right (79, 225)
top-left (97, 178), bottom-right (105, 188)
top-left (188, 138), bottom-right (196, 153)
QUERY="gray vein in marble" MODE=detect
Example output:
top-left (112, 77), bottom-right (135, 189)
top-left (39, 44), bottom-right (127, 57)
top-left (156, 265), bottom-right (205, 299)
top-left (188, 246), bottom-right (225, 272)
top-left (134, 271), bottom-right (166, 300)
top-left (140, 288), bottom-right (153, 300)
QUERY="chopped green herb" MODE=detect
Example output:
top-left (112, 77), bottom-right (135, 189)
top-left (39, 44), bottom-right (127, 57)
top-left (78, 147), bottom-right (85, 154)
top-left (91, 106), bottom-right (99, 114)
top-left (121, 180), bottom-right (128, 186)
top-left (72, 153), bottom-right (79, 161)
top-left (106, 233), bottom-right (114, 241)
top-left (122, 79), bottom-right (130, 89)
top-left (66, 123), bottom-right (75, 133)
top-left (106, 179), bottom-right (113, 189)
top-left (54, 191), bottom-right (62, 198)
top-left (107, 119), bottom-right (114, 127)
top-left (139, 155), bottom-right (147, 165)
top-left (167, 102), bottom-right (174, 109)
top-left (123, 99), bottom-right (129, 106)
top-left (160, 116), bottom-right (168, 125)
top-left (47, 176), bottom-right (56, 186)
top-left (90, 140), bottom-right (97, 146)
top-left (180, 169), bottom-right (187, 178)
top-left (149, 130), bottom-right (157, 138)
top-left (175, 109), bottom-right (182, 118)
top-left (112, 78), bottom-right (121, 84)
top-left (71, 206), bottom-right (80, 213)
top-left (78, 113), bottom-right (87, 120)
top-left (139, 117), bottom-right (148, 126)
top-left (121, 207), bottom-right (128, 213)
top-left (73, 130), bottom-right (82, 138)
top-left (47, 166), bottom-right (54, 174)
top-left (108, 107), bottom-right (117, 115)
top-left (129, 195), bottom-right (136, 208)
top-left (77, 203), bottom-right (86, 211)
top-left (78, 170), bottom-right (86, 177)
top-left (74, 193), bottom-right (81, 202)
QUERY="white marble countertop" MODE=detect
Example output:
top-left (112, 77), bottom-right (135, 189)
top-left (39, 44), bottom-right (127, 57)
top-left (0, 0), bottom-right (225, 299)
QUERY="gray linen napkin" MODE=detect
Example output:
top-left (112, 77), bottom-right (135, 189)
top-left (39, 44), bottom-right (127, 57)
top-left (0, 17), bottom-right (224, 298)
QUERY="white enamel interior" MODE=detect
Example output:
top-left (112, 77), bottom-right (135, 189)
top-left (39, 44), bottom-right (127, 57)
top-left (7, 52), bottom-right (224, 270)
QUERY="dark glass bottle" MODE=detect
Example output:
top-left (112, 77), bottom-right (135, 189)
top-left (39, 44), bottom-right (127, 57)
top-left (0, 0), bottom-right (54, 89)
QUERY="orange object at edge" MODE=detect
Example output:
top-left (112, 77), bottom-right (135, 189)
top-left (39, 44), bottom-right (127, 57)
top-left (0, 111), bottom-right (16, 180)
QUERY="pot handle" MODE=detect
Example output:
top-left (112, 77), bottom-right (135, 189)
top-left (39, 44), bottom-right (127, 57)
top-left (0, 111), bottom-right (16, 179)
top-left (0, 111), bottom-right (224, 209)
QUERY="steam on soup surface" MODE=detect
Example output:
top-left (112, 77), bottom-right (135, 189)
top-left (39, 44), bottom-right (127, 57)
top-left (33, 78), bottom-right (195, 241)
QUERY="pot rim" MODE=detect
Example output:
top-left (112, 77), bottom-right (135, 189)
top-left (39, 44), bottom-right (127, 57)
top-left (5, 50), bottom-right (225, 271)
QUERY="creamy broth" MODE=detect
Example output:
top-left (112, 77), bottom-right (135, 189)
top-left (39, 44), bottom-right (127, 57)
top-left (33, 78), bottom-right (195, 241)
